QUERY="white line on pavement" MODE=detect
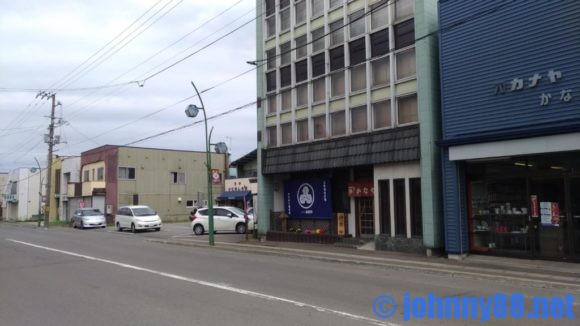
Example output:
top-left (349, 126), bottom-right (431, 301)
top-left (6, 239), bottom-right (397, 326)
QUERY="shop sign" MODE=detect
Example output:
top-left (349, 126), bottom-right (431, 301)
top-left (347, 181), bottom-right (374, 197)
top-left (530, 195), bottom-right (538, 218)
top-left (211, 169), bottom-right (221, 185)
top-left (494, 69), bottom-right (573, 107)
top-left (284, 178), bottom-right (332, 219)
top-left (540, 201), bottom-right (560, 227)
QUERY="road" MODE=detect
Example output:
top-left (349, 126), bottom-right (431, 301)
top-left (0, 224), bottom-right (578, 326)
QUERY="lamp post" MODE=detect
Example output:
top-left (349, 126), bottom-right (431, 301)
top-left (185, 81), bottom-right (228, 246)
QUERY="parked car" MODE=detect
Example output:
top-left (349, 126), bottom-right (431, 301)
top-left (71, 208), bottom-right (107, 229)
top-left (191, 206), bottom-right (254, 235)
top-left (115, 205), bottom-right (162, 233)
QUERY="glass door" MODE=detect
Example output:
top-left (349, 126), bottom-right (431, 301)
top-left (356, 198), bottom-right (375, 237)
top-left (570, 178), bottom-right (580, 259)
top-left (530, 178), bottom-right (567, 259)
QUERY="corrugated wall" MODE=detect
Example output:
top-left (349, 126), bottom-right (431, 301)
top-left (439, 0), bottom-right (580, 140)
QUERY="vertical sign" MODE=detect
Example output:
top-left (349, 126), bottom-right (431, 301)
top-left (211, 169), bottom-right (221, 185)
top-left (530, 195), bottom-right (538, 218)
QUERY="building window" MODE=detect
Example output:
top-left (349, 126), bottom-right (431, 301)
top-left (350, 105), bottom-right (367, 133)
top-left (280, 65), bottom-right (292, 88)
top-left (267, 126), bottom-right (277, 147)
top-left (280, 42), bottom-right (291, 65)
top-left (410, 178), bottom-right (422, 237)
top-left (394, 179), bottom-right (406, 236)
top-left (186, 200), bottom-right (195, 207)
top-left (265, 0), bottom-right (275, 16)
top-left (372, 57), bottom-right (389, 86)
top-left (281, 90), bottom-right (292, 111)
top-left (350, 64), bottom-right (366, 92)
top-left (311, 27), bottom-right (325, 53)
top-left (92, 169), bottom-right (95, 181)
top-left (266, 48), bottom-right (276, 70)
top-left (312, 78), bottom-right (326, 103)
top-left (118, 167), bottom-right (135, 180)
top-left (84, 170), bottom-right (90, 182)
top-left (329, 0), bottom-right (342, 9)
top-left (397, 94), bottom-right (418, 125)
top-left (329, 45), bottom-right (344, 71)
top-left (295, 59), bottom-right (308, 83)
top-left (379, 180), bottom-right (390, 235)
top-left (267, 95), bottom-right (277, 114)
top-left (311, 0), bottom-right (324, 18)
top-left (313, 115), bottom-right (326, 139)
top-left (296, 119), bottom-right (309, 142)
top-left (296, 83), bottom-right (308, 107)
top-left (349, 9), bottom-right (365, 38)
top-left (331, 71), bottom-right (345, 97)
top-left (396, 48), bottom-right (415, 80)
top-left (395, 0), bottom-right (414, 20)
top-left (329, 19), bottom-right (344, 46)
top-left (349, 38), bottom-right (365, 66)
top-left (371, 0), bottom-right (388, 30)
top-left (295, 34), bottom-right (307, 59)
top-left (373, 100), bottom-right (391, 129)
top-left (331, 111), bottom-right (346, 136)
top-left (97, 167), bottom-right (104, 181)
top-left (311, 53), bottom-right (325, 78)
top-left (371, 28), bottom-right (388, 57)
top-left (266, 71), bottom-right (276, 92)
top-left (395, 19), bottom-right (415, 49)
top-left (295, 0), bottom-right (306, 24)
top-left (266, 15), bottom-right (276, 38)
top-left (170, 172), bottom-right (185, 184)
top-left (280, 7), bottom-right (290, 31)
top-left (281, 123), bottom-right (292, 144)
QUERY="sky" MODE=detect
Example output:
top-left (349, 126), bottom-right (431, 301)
top-left (0, 0), bottom-right (258, 171)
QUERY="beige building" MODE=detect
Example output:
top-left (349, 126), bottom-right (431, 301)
top-left (76, 145), bottom-right (227, 223)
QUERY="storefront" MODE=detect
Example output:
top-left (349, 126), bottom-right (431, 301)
top-left (439, 1), bottom-right (580, 260)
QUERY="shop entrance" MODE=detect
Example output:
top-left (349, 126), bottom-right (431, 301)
top-left (530, 178), bottom-right (566, 259)
top-left (571, 178), bottom-right (580, 259)
top-left (356, 197), bottom-right (374, 237)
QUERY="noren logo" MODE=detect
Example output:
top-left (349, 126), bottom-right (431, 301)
top-left (297, 183), bottom-right (314, 209)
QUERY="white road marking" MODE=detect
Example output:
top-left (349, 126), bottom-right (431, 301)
top-left (6, 239), bottom-right (396, 326)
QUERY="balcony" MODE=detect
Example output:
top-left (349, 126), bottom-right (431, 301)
top-left (82, 181), bottom-right (106, 197)
top-left (2, 193), bottom-right (18, 203)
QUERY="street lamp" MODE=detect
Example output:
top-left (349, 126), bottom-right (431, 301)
top-left (185, 81), bottom-right (228, 246)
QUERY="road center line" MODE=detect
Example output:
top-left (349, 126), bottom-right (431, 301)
top-left (6, 239), bottom-right (396, 326)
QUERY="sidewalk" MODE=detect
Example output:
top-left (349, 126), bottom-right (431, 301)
top-left (150, 236), bottom-right (580, 292)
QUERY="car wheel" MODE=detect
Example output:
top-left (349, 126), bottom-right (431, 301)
top-left (193, 224), bottom-right (204, 235)
top-left (80, 221), bottom-right (84, 230)
top-left (101, 225), bottom-right (106, 229)
top-left (131, 223), bottom-right (136, 233)
top-left (235, 223), bottom-right (247, 234)
top-left (116, 222), bottom-right (122, 232)
top-left (155, 228), bottom-right (161, 232)
top-left (71, 221), bottom-right (76, 229)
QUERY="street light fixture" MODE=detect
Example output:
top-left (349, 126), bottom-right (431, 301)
top-left (185, 81), bottom-right (228, 246)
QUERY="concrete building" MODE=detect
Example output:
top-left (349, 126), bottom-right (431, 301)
top-left (75, 145), bottom-right (227, 223)
top-left (255, 0), bottom-right (442, 253)
top-left (439, 1), bottom-right (580, 260)
top-left (1, 167), bottom-right (45, 221)
top-left (0, 172), bottom-right (8, 219)
top-left (223, 149), bottom-right (258, 221)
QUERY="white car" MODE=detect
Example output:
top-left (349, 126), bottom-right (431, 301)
top-left (115, 205), bottom-right (162, 233)
top-left (71, 208), bottom-right (107, 229)
top-left (191, 206), bottom-right (254, 235)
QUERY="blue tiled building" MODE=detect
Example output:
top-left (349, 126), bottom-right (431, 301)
top-left (439, 1), bottom-right (580, 260)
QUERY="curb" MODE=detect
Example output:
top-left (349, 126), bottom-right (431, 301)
top-left (148, 238), bottom-right (580, 292)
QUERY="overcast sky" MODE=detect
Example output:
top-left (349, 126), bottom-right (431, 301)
top-left (0, 0), bottom-right (257, 171)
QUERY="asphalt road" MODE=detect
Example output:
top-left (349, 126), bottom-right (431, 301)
top-left (1, 224), bottom-right (578, 326)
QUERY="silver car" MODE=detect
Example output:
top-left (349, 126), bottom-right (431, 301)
top-left (72, 208), bottom-right (107, 229)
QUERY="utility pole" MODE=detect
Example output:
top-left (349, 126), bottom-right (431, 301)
top-left (37, 91), bottom-right (60, 228)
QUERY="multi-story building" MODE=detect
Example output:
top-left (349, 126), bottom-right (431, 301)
top-left (440, 1), bottom-right (580, 260)
top-left (44, 155), bottom-right (81, 221)
top-left (75, 145), bottom-right (227, 223)
top-left (256, 0), bottom-right (442, 253)
top-left (0, 172), bottom-right (8, 219)
top-left (1, 167), bottom-right (45, 221)
top-left (223, 149), bottom-right (258, 220)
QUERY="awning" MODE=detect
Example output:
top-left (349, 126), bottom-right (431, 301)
top-left (216, 190), bottom-right (251, 201)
